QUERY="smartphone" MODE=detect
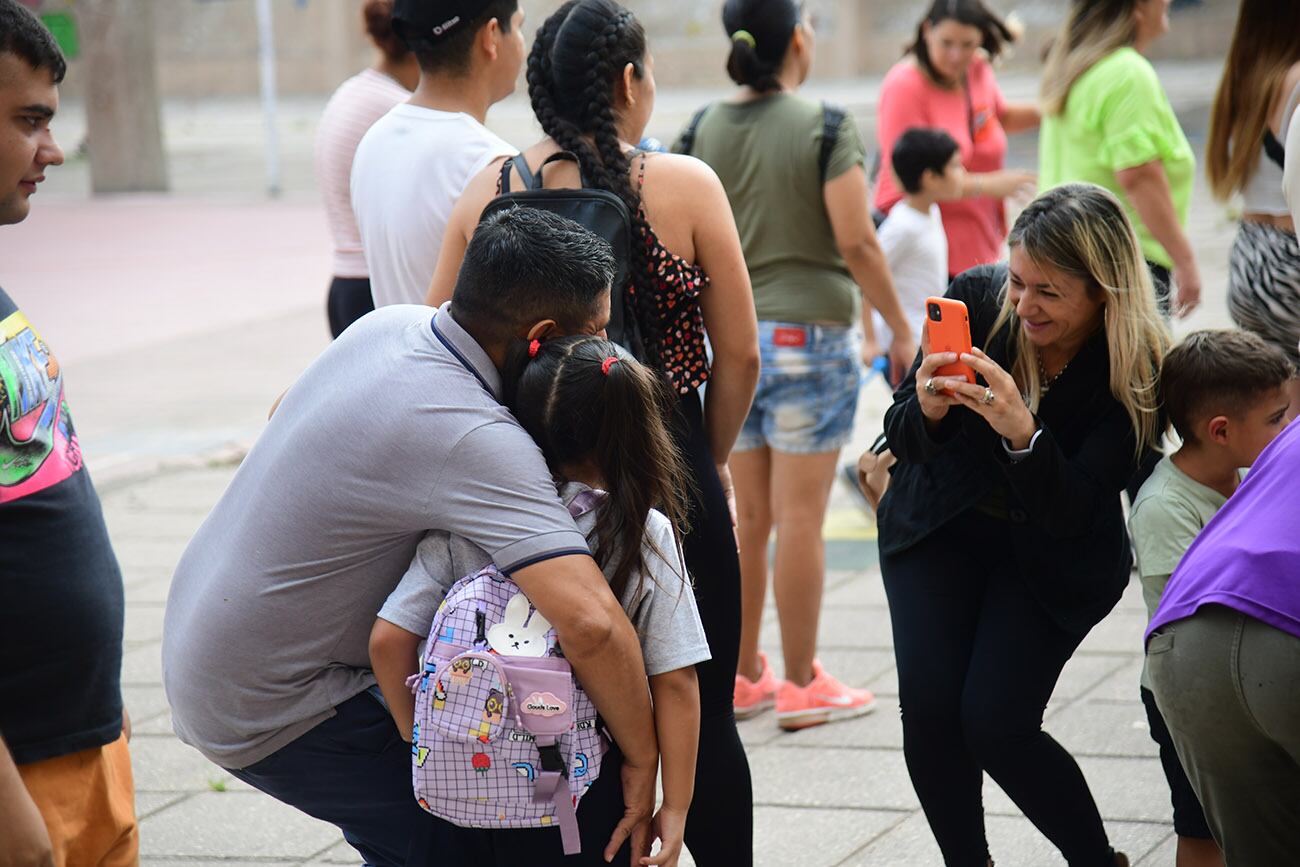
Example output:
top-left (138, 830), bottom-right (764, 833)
top-left (924, 297), bottom-right (975, 392)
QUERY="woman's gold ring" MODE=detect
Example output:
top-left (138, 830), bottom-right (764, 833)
top-left (923, 378), bottom-right (938, 396)
top-left (981, 387), bottom-right (996, 406)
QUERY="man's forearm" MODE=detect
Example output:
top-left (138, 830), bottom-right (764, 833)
top-left (564, 614), bottom-right (658, 766)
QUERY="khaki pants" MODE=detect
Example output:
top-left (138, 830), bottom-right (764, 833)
top-left (1148, 605), bottom-right (1300, 867)
top-left (18, 732), bottom-right (139, 867)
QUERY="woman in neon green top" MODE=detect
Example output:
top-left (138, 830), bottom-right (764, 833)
top-left (1038, 0), bottom-right (1200, 318)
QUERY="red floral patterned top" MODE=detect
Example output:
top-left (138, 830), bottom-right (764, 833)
top-left (632, 155), bottom-right (711, 395)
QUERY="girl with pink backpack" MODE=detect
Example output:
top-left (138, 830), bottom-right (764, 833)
top-left (370, 335), bottom-right (709, 866)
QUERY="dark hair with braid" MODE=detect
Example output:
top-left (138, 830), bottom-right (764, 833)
top-left (527, 0), bottom-right (666, 367)
top-left (503, 335), bottom-right (693, 600)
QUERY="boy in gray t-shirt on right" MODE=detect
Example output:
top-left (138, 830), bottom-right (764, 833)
top-left (1130, 330), bottom-right (1293, 867)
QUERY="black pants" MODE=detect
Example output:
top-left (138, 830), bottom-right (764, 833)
top-left (673, 389), bottom-right (753, 865)
top-left (227, 689), bottom-right (434, 867)
top-left (881, 510), bottom-right (1113, 867)
top-left (328, 276), bottom-right (376, 339)
top-left (435, 749), bottom-right (630, 866)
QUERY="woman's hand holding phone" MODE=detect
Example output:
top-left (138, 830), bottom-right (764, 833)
top-left (948, 348), bottom-right (1038, 449)
top-left (916, 328), bottom-right (964, 424)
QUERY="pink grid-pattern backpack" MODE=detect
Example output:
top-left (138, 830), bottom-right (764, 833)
top-left (407, 496), bottom-right (607, 854)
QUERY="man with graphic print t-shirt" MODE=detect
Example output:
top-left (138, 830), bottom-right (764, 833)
top-left (0, 4), bottom-right (137, 864)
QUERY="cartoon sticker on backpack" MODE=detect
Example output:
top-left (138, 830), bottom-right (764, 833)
top-left (487, 592), bottom-right (552, 657)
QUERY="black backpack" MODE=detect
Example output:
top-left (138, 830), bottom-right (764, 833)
top-left (677, 101), bottom-right (848, 182)
top-left (479, 152), bottom-right (646, 360)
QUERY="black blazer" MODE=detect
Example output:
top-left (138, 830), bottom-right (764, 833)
top-left (879, 265), bottom-right (1142, 635)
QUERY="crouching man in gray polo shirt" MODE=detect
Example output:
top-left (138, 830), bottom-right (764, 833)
top-left (161, 209), bottom-right (657, 866)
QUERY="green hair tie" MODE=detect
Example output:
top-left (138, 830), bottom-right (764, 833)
top-left (731, 29), bottom-right (757, 49)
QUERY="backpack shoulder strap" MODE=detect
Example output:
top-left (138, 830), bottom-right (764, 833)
top-left (819, 102), bottom-right (848, 182)
top-left (677, 104), bottom-right (712, 156)
top-left (499, 154), bottom-right (537, 194)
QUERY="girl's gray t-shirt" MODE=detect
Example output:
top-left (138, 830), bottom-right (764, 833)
top-left (381, 482), bottom-right (711, 677)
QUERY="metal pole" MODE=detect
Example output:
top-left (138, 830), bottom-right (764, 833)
top-left (255, 0), bottom-right (282, 197)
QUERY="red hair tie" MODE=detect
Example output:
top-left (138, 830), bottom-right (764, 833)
top-left (601, 356), bottom-right (619, 376)
top-left (528, 339), bottom-right (541, 358)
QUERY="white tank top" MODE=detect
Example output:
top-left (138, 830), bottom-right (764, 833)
top-left (1241, 80), bottom-right (1300, 217)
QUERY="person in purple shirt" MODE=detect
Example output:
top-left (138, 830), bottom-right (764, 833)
top-left (1146, 414), bottom-right (1300, 866)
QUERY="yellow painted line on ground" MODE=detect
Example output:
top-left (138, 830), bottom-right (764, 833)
top-left (823, 507), bottom-right (878, 541)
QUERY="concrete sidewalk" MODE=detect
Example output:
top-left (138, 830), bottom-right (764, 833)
top-left (7, 56), bottom-right (1240, 865)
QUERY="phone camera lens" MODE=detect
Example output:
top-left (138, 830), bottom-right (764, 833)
top-left (928, 303), bottom-right (942, 321)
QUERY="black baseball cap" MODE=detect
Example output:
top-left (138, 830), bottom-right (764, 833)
top-left (392, 0), bottom-right (499, 46)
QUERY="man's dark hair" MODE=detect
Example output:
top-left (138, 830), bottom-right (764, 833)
top-left (452, 207), bottom-right (615, 345)
top-left (1161, 330), bottom-right (1295, 445)
top-left (0, 0), bottom-right (67, 84)
top-left (892, 127), bottom-right (959, 194)
top-left (405, 0), bottom-right (517, 76)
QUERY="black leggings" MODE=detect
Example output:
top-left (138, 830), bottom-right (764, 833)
top-left (327, 276), bottom-right (375, 339)
top-left (881, 510), bottom-right (1114, 867)
top-left (673, 389), bottom-right (753, 866)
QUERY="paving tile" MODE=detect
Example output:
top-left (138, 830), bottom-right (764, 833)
top-left (773, 698), bottom-right (903, 750)
top-left (123, 684), bottom-right (173, 725)
top-left (748, 745), bottom-right (919, 811)
top-left (113, 538), bottom-right (190, 572)
top-left (104, 508), bottom-right (207, 543)
top-left (1046, 700), bottom-right (1158, 759)
top-left (306, 840), bottom-right (360, 864)
top-left (846, 813), bottom-right (1171, 866)
top-left (129, 735), bottom-right (232, 793)
top-left (1135, 830), bottom-right (1179, 864)
top-left (125, 603), bottom-right (168, 642)
top-left (1077, 610), bottom-right (1149, 655)
top-left (125, 575), bottom-right (177, 604)
top-left (135, 791), bottom-right (189, 820)
top-left (984, 756), bottom-right (1171, 824)
top-left (761, 606), bottom-right (893, 654)
top-left (122, 641), bottom-right (164, 686)
top-left (1082, 658), bottom-right (1148, 703)
top-left (139, 791), bottom-right (341, 859)
top-left (1052, 654), bottom-right (1131, 701)
top-left (750, 806), bottom-right (905, 867)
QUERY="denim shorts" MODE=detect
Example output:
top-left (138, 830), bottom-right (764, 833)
top-left (735, 321), bottom-right (861, 455)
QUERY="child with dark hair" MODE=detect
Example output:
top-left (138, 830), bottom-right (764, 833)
top-left (350, 0), bottom-right (522, 307)
top-left (1130, 329), bottom-right (1293, 867)
top-left (870, 127), bottom-right (965, 370)
top-left (371, 336), bottom-right (708, 867)
top-left (424, 3), bottom-right (761, 861)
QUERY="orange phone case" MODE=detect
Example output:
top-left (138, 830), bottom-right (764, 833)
top-left (924, 297), bottom-right (975, 390)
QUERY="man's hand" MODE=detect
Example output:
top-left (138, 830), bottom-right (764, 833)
top-left (0, 738), bottom-right (54, 867)
top-left (605, 755), bottom-right (657, 863)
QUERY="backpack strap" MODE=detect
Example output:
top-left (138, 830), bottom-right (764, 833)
top-left (677, 104), bottom-right (711, 156)
top-left (533, 737), bottom-right (581, 854)
top-left (498, 155), bottom-right (533, 194)
top-left (819, 102), bottom-right (847, 182)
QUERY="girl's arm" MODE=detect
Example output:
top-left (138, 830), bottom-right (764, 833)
top-left (1000, 102), bottom-right (1041, 134)
top-left (1115, 160), bottom-right (1200, 317)
top-left (686, 161), bottom-right (761, 468)
top-left (643, 666), bottom-right (700, 867)
top-left (368, 618), bottom-right (423, 742)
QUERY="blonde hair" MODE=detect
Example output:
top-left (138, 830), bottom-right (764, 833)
top-left (1040, 0), bottom-right (1138, 116)
top-left (1206, 0), bottom-right (1300, 200)
top-left (989, 184), bottom-right (1171, 457)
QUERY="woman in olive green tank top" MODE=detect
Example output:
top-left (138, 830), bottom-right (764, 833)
top-left (678, 0), bottom-right (915, 732)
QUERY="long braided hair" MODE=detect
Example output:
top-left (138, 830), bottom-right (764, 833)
top-left (527, 0), bottom-right (665, 367)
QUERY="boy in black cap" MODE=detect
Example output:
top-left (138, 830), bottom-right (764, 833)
top-left (351, 0), bottom-right (523, 308)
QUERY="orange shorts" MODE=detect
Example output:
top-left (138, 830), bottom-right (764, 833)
top-left (17, 732), bottom-right (139, 867)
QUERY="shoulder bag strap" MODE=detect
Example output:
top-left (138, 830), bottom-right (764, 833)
top-left (677, 105), bottom-right (711, 156)
top-left (819, 103), bottom-right (847, 182)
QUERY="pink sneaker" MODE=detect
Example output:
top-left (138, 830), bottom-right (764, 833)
top-left (733, 652), bottom-right (778, 719)
top-left (776, 660), bottom-right (876, 731)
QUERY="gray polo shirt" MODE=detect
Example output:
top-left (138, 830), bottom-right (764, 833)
top-left (162, 304), bottom-right (589, 769)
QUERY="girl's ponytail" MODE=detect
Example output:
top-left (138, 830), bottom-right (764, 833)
top-left (591, 347), bottom-right (693, 598)
top-left (721, 0), bottom-right (801, 93)
top-left (504, 336), bottom-right (693, 599)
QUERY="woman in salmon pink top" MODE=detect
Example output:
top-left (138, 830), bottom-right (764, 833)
top-left (875, 0), bottom-right (1039, 277)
